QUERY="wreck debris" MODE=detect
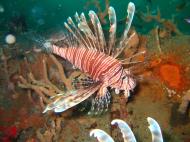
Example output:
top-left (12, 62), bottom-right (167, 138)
top-left (178, 90), bottom-right (190, 114)
top-left (18, 54), bottom-right (81, 109)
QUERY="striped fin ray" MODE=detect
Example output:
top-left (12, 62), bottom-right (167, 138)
top-left (66, 16), bottom-right (89, 48)
top-left (88, 10), bottom-right (106, 53)
top-left (64, 21), bottom-right (88, 48)
top-left (78, 13), bottom-right (97, 50)
top-left (43, 83), bottom-right (101, 113)
top-left (108, 7), bottom-right (117, 56)
top-left (64, 2), bottom-right (135, 58)
top-left (114, 2), bottom-right (135, 58)
top-left (69, 13), bottom-right (97, 49)
top-left (65, 12), bottom-right (98, 51)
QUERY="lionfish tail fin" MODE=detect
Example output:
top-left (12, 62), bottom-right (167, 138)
top-left (43, 84), bottom-right (101, 113)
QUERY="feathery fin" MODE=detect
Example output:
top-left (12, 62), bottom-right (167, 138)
top-left (119, 2), bottom-right (135, 49)
top-left (88, 10), bottom-right (106, 53)
top-left (64, 2), bottom-right (135, 58)
top-left (43, 83), bottom-right (101, 113)
top-left (108, 7), bottom-right (117, 56)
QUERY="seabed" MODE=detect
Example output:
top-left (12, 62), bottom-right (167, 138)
top-left (0, 29), bottom-right (190, 141)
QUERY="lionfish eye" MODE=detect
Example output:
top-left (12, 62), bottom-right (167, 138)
top-left (122, 76), bottom-right (126, 80)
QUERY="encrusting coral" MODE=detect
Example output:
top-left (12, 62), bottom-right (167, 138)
top-left (36, 116), bottom-right (63, 142)
top-left (18, 54), bottom-right (81, 109)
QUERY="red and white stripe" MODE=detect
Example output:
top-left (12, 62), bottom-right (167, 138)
top-left (52, 45), bottom-right (126, 88)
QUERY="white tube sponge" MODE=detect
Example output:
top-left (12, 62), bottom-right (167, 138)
top-left (147, 117), bottom-right (163, 142)
top-left (90, 129), bottom-right (114, 142)
top-left (111, 119), bottom-right (137, 142)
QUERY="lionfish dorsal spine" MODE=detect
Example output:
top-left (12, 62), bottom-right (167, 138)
top-left (65, 17), bottom-right (88, 48)
top-left (78, 13), bottom-right (97, 50)
top-left (63, 2), bottom-right (135, 58)
top-left (119, 2), bottom-right (135, 48)
top-left (88, 10), bottom-right (106, 53)
top-left (108, 6), bottom-right (117, 56)
top-left (66, 12), bottom-right (98, 51)
top-left (113, 2), bottom-right (135, 58)
top-left (64, 22), bottom-right (83, 46)
top-left (88, 11), bottom-right (101, 52)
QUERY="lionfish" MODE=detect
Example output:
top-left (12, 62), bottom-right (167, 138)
top-left (40, 2), bottom-right (141, 113)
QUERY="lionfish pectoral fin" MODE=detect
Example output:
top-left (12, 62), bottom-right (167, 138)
top-left (50, 93), bottom-right (65, 99)
top-left (43, 84), bottom-right (101, 113)
top-left (72, 75), bottom-right (95, 89)
top-left (89, 85), bottom-right (111, 114)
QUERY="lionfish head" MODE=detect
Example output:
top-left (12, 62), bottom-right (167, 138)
top-left (120, 70), bottom-right (136, 98)
top-left (123, 75), bottom-right (136, 91)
